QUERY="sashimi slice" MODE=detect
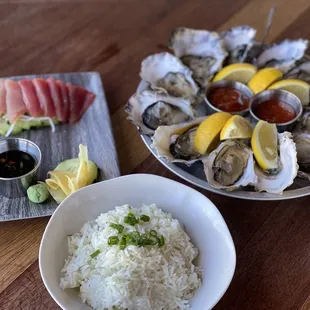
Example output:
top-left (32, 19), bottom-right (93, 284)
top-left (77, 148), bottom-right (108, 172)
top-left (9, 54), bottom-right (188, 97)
top-left (82, 92), bottom-right (96, 117)
top-left (33, 78), bottom-right (56, 117)
top-left (67, 83), bottom-right (96, 124)
top-left (47, 77), bottom-right (64, 121)
top-left (5, 79), bottom-right (27, 123)
top-left (19, 79), bottom-right (43, 117)
top-left (67, 83), bottom-right (85, 124)
top-left (0, 80), bottom-right (6, 115)
top-left (56, 80), bottom-right (70, 122)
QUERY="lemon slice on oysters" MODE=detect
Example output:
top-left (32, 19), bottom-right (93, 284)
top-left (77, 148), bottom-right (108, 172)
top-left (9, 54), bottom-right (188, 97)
top-left (194, 112), bottom-right (232, 154)
top-left (220, 115), bottom-right (253, 140)
top-left (213, 63), bottom-right (257, 83)
top-left (248, 68), bottom-right (283, 94)
top-left (251, 120), bottom-right (278, 170)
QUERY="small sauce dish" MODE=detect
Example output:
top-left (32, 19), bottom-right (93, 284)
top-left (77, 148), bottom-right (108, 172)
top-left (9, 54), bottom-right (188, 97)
top-left (205, 80), bottom-right (254, 116)
top-left (0, 138), bottom-right (41, 198)
top-left (249, 89), bottom-right (303, 132)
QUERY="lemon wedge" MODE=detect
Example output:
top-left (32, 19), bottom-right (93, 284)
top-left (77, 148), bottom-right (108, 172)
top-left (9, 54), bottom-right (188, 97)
top-left (248, 68), bottom-right (283, 94)
top-left (251, 120), bottom-right (278, 170)
top-left (220, 115), bottom-right (253, 140)
top-left (213, 63), bottom-right (257, 83)
top-left (194, 112), bottom-right (232, 154)
top-left (268, 78), bottom-right (310, 105)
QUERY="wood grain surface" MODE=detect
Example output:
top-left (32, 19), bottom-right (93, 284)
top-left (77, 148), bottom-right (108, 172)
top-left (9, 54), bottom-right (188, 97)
top-left (1, 1), bottom-right (310, 309)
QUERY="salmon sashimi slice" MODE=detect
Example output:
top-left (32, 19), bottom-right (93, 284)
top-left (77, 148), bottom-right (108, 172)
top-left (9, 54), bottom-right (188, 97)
top-left (33, 78), bottom-right (56, 117)
top-left (5, 79), bottom-right (27, 123)
top-left (19, 79), bottom-right (43, 117)
top-left (56, 80), bottom-right (70, 122)
top-left (47, 77), bottom-right (65, 122)
top-left (82, 92), bottom-right (96, 116)
top-left (0, 80), bottom-right (6, 115)
top-left (67, 83), bottom-right (96, 124)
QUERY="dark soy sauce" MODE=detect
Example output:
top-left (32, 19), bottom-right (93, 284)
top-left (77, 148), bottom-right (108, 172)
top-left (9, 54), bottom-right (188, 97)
top-left (0, 150), bottom-right (36, 178)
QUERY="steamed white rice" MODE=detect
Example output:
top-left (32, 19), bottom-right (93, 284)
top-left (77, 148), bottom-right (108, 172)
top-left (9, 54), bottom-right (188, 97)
top-left (60, 203), bottom-right (201, 310)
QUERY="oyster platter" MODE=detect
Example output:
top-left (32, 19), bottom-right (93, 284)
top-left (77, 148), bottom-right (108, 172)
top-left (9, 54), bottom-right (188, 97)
top-left (126, 25), bottom-right (310, 200)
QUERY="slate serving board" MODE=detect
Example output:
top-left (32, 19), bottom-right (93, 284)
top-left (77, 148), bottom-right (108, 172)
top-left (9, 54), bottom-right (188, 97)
top-left (0, 72), bottom-right (120, 221)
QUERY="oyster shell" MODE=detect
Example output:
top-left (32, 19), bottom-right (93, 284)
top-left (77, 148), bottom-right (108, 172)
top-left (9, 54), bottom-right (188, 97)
top-left (284, 60), bottom-right (310, 83)
top-left (294, 133), bottom-right (310, 172)
top-left (203, 140), bottom-right (257, 191)
top-left (257, 39), bottom-right (309, 73)
top-left (140, 52), bottom-right (200, 102)
top-left (152, 117), bottom-right (206, 165)
top-left (221, 25), bottom-right (256, 63)
top-left (254, 132), bottom-right (298, 194)
top-left (126, 90), bottom-right (194, 135)
top-left (243, 42), bottom-right (266, 65)
top-left (169, 27), bottom-right (228, 87)
top-left (292, 107), bottom-right (310, 134)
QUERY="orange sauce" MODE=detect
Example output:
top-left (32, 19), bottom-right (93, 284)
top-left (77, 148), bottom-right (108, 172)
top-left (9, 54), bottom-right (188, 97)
top-left (253, 99), bottom-right (296, 123)
top-left (208, 87), bottom-right (250, 112)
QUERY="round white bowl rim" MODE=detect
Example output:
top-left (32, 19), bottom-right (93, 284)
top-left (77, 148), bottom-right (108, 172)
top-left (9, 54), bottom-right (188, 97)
top-left (39, 173), bottom-right (236, 310)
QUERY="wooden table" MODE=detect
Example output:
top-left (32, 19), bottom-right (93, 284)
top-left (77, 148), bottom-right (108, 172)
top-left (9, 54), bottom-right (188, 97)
top-left (1, 1), bottom-right (310, 309)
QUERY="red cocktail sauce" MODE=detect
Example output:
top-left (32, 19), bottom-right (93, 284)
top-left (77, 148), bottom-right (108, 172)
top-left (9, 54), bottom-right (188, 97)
top-left (253, 99), bottom-right (296, 123)
top-left (208, 87), bottom-right (250, 112)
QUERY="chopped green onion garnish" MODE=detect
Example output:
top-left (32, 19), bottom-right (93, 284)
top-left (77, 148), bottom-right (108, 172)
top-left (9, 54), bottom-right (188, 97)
top-left (149, 230), bottom-right (157, 236)
top-left (138, 235), bottom-right (148, 247)
top-left (108, 236), bottom-right (120, 246)
top-left (124, 213), bottom-right (139, 226)
top-left (90, 249), bottom-right (100, 258)
top-left (126, 233), bottom-right (139, 246)
top-left (140, 214), bottom-right (150, 222)
top-left (131, 231), bottom-right (140, 239)
top-left (110, 223), bottom-right (124, 233)
top-left (119, 236), bottom-right (127, 250)
top-left (157, 235), bottom-right (165, 247)
top-left (147, 236), bottom-right (158, 245)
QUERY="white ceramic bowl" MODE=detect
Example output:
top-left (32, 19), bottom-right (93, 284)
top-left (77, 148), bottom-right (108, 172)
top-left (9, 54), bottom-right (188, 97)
top-left (39, 174), bottom-right (236, 310)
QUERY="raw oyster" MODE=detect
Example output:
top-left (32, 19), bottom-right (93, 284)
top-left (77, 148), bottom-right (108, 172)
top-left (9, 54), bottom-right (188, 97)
top-left (294, 133), bottom-right (310, 172)
top-left (152, 117), bottom-right (206, 165)
top-left (243, 42), bottom-right (266, 65)
top-left (203, 140), bottom-right (257, 191)
top-left (221, 25), bottom-right (256, 63)
top-left (254, 132), bottom-right (298, 194)
top-left (169, 27), bottom-right (228, 87)
top-left (291, 109), bottom-right (310, 179)
top-left (284, 60), bottom-right (310, 83)
top-left (293, 108), bottom-right (310, 134)
top-left (126, 90), bottom-right (194, 135)
top-left (140, 52), bottom-right (200, 103)
top-left (257, 39), bottom-right (309, 73)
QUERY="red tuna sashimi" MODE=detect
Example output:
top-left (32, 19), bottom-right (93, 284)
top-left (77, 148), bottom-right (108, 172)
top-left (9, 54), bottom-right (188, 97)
top-left (19, 79), bottom-right (43, 117)
top-left (5, 79), bottom-right (27, 123)
top-left (67, 83), bottom-right (96, 124)
top-left (0, 80), bottom-right (6, 115)
top-left (56, 80), bottom-right (70, 122)
top-left (47, 77), bottom-right (64, 122)
top-left (33, 78), bottom-right (56, 117)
